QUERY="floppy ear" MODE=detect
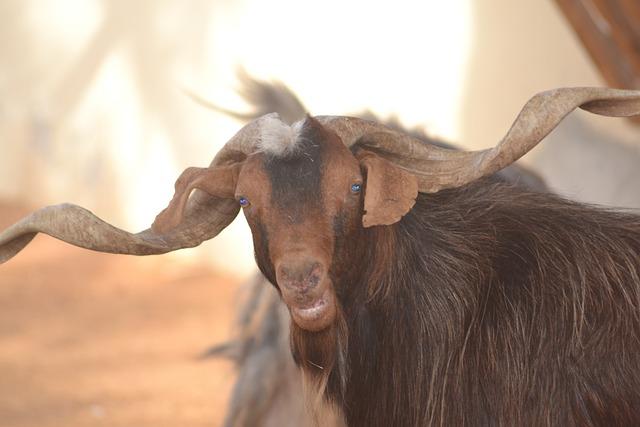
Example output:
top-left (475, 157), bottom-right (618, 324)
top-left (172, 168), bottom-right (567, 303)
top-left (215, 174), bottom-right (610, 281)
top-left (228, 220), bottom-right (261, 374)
top-left (152, 164), bottom-right (241, 233)
top-left (356, 150), bottom-right (418, 228)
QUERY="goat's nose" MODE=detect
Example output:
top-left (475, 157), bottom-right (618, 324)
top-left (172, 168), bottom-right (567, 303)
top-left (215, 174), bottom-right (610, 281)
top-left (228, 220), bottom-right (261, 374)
top-left (276, 259), bottom-right (325, 292)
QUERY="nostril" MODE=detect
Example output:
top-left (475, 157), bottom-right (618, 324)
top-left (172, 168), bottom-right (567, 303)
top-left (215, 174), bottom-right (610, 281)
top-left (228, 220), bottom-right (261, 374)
top-left (300, 271), bottom-right (321, 292)
top-left (307, 271), bottom-right (320, 287)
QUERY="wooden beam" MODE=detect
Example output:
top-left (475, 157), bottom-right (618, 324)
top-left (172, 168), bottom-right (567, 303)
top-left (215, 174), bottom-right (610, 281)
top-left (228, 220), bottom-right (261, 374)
top-left (555, 0), bottom-right (640, 123)
top-left (555, 0), bottom-right (640, 88)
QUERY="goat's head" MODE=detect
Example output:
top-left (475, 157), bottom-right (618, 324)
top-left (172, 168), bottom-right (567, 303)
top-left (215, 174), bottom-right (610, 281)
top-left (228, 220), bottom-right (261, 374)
top-left (1, 87), bottom-right (640, 332)
top-left (232, 117), bottom-right (417, 330)
top-left (235, 118), bottom-right (362, 331)
top-left (152, 114), bottom-right (419, 331)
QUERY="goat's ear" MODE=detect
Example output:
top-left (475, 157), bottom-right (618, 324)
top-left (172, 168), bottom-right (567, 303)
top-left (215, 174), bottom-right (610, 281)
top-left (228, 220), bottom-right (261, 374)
top-left (152, 164), bottom-right (241, 233)
top-left (356, 150), bottom-right (418, 228)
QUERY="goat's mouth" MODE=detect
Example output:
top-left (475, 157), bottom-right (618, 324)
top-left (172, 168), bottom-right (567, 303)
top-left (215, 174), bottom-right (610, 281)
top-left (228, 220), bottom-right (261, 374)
top-left (286, 288), bottom-right (336, 332)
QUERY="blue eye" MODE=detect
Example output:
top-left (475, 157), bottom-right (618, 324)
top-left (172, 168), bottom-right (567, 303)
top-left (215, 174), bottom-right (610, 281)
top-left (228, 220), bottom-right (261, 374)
top-left (239, 197), bottom-right (249, 207)
top-left (351, 183), bottom-right (362, 193)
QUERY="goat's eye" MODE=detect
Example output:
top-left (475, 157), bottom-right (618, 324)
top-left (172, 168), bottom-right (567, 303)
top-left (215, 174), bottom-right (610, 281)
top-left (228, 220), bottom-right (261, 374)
top-left (351, 183), bottom-right (362, 194)
top-left (239, 196), bottom-right (250, 207)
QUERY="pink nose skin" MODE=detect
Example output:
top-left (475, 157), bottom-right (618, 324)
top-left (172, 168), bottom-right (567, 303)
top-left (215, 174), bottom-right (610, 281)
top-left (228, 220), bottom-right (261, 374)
top-left (276, 257), bottom-right (336, 332)
top-left (276, 259), bottom-right (324, 296)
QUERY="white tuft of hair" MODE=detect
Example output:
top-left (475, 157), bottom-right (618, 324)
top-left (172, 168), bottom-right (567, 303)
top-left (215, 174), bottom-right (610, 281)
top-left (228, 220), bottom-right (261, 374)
top-left (258, 115), bottom-right (305, 157)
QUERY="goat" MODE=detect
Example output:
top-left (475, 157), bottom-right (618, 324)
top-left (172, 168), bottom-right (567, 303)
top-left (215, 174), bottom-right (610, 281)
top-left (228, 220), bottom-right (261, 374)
top-left (202, 73), bottom-right (548, 427)
top-left (1, 87), bottom-right (640, 426)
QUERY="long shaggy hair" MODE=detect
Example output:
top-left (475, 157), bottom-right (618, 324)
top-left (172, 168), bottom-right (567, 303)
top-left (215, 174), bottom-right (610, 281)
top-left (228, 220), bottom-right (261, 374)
top-left (289, 176), bottom-right (640, 426)
top-left (206, 73), bottom-right (631, 426)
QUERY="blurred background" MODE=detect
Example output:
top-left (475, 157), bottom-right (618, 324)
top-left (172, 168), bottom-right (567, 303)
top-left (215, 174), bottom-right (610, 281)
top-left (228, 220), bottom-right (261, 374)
top-left (0, 0), bottom-right (638, 426)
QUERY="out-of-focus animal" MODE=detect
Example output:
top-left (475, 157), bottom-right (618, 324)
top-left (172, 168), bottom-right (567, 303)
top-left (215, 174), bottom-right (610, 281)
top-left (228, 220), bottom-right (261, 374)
top-left (187, 70), bottom-right (548, 192)
top-left (2, 85), bottom-right (640, 426)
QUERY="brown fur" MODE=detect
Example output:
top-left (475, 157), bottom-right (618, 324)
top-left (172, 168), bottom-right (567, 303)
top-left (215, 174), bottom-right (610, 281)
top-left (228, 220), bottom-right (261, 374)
top-left (242, 126), bottom-right (640, 425)
top-left (207, 75), bottom-right (549, 427)
top-left (284, 178), bottom-right (640, 426)
top-left (208, 76), bottom-right (637, 426)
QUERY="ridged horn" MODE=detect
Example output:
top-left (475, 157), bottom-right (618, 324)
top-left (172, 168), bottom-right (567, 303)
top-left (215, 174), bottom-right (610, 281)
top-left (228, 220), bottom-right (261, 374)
top-left (317, 87), bottom-right (640, 192)
top-left (0, 113), bottom-right (281, 264)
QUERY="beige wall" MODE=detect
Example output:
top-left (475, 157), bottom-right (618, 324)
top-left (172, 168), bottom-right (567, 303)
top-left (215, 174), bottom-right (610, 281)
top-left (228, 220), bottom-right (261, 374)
top-left (461, 0), bottom-right (602, 149)
top-left (460, 1), bottom-right (640, 207)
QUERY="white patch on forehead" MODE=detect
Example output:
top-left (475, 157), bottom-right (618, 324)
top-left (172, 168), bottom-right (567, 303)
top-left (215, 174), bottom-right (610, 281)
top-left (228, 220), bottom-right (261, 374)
top-left (258, 116), bottom-right (305, 157)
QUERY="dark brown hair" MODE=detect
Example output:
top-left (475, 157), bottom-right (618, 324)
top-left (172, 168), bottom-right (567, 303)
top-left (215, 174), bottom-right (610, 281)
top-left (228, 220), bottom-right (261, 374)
top-left (274, 176), bottom-right (640, 426)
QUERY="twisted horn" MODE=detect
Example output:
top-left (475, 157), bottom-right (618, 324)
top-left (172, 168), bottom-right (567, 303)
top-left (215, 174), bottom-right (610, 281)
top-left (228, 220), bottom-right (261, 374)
top-left (317, 87), bottom-right (640, 192)
top-left (0, 113), bottom-right (280, 264)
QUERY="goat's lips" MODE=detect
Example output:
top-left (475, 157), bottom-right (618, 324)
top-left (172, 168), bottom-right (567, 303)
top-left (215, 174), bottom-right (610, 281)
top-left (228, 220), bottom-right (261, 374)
top-left (287, 288), bottom-right (336, 332)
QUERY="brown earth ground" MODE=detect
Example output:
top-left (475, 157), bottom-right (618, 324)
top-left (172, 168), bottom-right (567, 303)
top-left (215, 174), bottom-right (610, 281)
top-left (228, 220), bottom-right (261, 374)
top-left (0, 202), bottom-right (242, 427)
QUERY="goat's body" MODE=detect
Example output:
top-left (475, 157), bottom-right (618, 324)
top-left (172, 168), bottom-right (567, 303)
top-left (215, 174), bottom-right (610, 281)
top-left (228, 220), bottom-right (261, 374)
top-left (297, 178), bottom-right (640, 426)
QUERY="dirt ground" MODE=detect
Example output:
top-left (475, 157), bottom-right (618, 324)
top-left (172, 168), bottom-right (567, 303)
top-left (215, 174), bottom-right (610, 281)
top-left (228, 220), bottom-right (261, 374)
top-left (0, 202), bottom-right (241, 427)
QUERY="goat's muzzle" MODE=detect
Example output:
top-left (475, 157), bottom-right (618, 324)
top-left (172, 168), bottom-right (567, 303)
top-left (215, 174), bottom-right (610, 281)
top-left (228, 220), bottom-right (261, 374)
top-left (276, 257), bottom-right (336, 332)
